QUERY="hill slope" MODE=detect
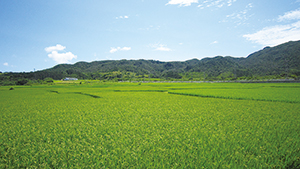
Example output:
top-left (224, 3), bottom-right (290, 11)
top-left (239, 41), bottom-right (300, 76)
top-left (1, 40), bottom-right (300, 84)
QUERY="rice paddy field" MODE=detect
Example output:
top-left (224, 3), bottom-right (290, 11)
top-left (0, 82), bottom-right (300, 168)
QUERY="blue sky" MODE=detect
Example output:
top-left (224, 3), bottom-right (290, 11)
top-left (1, 0), bottom-right (300, 72)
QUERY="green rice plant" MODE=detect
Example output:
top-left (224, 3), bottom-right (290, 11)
top-left (168, 84), bottom-right (300, 103)
top-left (0, 83), bottom-right (299, 168)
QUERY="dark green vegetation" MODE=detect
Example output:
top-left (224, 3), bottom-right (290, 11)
top-left (1, 41), bottom-right (300, 85)
top-left (0, 82), bottom-right (300, 168)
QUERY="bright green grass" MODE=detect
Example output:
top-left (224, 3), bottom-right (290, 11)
top-left (168, 87), bottom-right (300, 103)
top-left (0, 83), bottom-right (300, 168)
top-left (167, 83), bottom-right (300, 103)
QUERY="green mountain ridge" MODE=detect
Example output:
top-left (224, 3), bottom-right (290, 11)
top-left (1, 40), bottom-right (300, 84)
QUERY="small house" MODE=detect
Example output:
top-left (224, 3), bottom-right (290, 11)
top-left (64, 77), bottom-right (78, 81)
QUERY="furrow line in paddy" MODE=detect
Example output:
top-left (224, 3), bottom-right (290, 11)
top-left (167, 92), bottom-right (300, 104)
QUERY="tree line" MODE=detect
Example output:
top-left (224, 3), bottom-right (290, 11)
top-left (1, 40), bottom-right (300, 85)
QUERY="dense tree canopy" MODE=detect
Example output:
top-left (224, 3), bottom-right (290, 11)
top-left (1, 41), bottom-right (300, 85)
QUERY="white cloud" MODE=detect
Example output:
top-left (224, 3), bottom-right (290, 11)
top-left (166, 0), bottom-right (198, 6)
top-left (116, 15), bottom-right (129, 19)
top-left (206, 0), bottom-right (223, 8)
top-left (110, 47), bottom-right (131, 53)
top-left (110, 47), bottom-right (119, 53)
top-left (121, 47), bottom-right (131, 51)
top-left (227, 0), bottom-right (236, 6)
top-left (3, 62), bottom-right (8, 66)
top-left (278, 9), bottom-right (300, 22)
top-left (243, 21), bottom-right (300, 46)
top-left (221, 3), bottom-right (253, 26)
top-left (139, 25), bottom-right (161, 31)
top-left (155, 46), bottom-right (172, 51)
top-left (150, 43), bottom-right (172, 51)
top-left (197, 4), bottom-right (204, 8)
top-left (45, 44), bottom-right (77, 64)
top-left (48, 51), bottom-right (77, 64)
top-left (44, 44), bottom-right (66, 53)
top-left (244, 8), bottom-right (300, 46)
top-left (211, 41), bottom-right (218, 44)
top-left (198, 0), bottom-right (237, 8)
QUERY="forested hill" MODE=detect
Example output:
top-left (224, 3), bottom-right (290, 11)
top-left (1, 40), bottom-right (300, 85)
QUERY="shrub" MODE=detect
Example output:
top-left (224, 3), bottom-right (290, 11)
top-left (16, 79), bottom-right (28, 85)
top-left (44, 77), bottom-right (54, 83)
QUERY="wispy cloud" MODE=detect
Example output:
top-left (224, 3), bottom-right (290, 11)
top-left (110, 47), bottom-right (131, 53)
top-left (198, 0), bottom-right (237, 9)
top-left (244, 8), bottom-right (300, 46)
top-left (3, 62), bottom-right (8, 66)
top-left (116, 15), bottom-right (129, 19)
top-left (227, 0), bottom-right (237, 6)
top-left (155, 46), bottom-right (172, 51)
top-left (45, 44), bottom-right (77, 64)
top-left (44, 44), bottom-right (66, 53)
top-left (211, 41), bottom-right (218, 44)
top-left (243, 21), bottom-right (300, 46)
top-left (278, 9), bottom-right (300, 22)
top-left (150, 43), bottom-right (172, 51)
top-left (138, 25), bottom-right (161, 31)
top-left (166, 0), bottom-right (237, 8)
top-left (166, 0), bottom-right (198, 7)
top-left (221, 3), bottom-right (253, 25)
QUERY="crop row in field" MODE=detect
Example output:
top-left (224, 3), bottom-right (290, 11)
top-left (168, 88), bottom-right (300, 103)
top-left (38, 82), bottom-right (300, 103)
top-left (0, 83), bottom-right (300, 168)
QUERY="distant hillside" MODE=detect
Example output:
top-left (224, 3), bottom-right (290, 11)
top-left (239, 40), bottom-right (300, 76)
top-left (1, 40), bottom-right (300, 85)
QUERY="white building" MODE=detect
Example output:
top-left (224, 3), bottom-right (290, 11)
top-left (64, 77), bottom-right (78, 81)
